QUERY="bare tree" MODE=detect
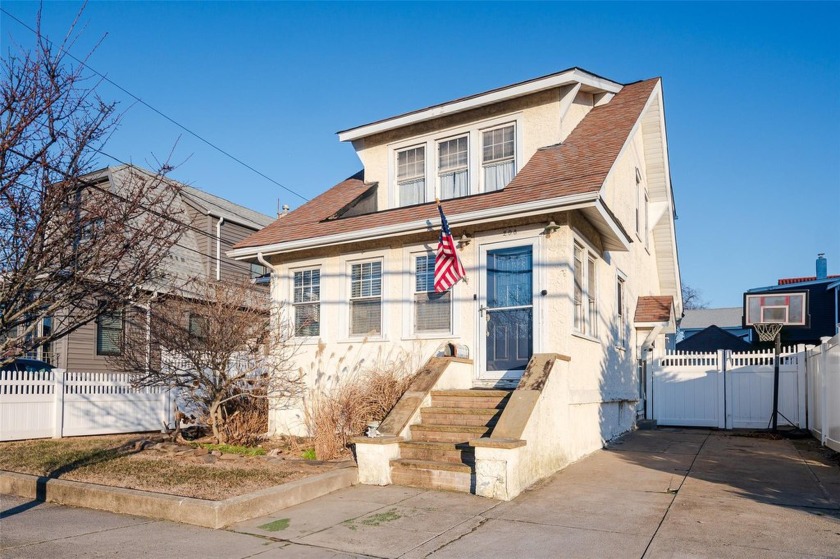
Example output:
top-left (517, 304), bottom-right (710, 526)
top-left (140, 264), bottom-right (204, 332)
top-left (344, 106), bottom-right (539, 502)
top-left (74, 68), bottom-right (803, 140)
top-left (112, 279), bottom-right (302, 444)
top-left (682, 283), bottom-right (709, 310)
top-left (1, 13), bottom-right (187, 364)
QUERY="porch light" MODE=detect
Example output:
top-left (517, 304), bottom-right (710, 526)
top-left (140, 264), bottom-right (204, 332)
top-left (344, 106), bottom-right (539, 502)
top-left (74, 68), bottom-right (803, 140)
top-left (544, 220), bottom-right (561, 235)
top-left (458, 233), bottom-right (472, 248)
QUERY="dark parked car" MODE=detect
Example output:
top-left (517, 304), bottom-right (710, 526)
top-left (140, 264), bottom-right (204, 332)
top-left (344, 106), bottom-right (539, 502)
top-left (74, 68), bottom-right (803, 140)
top-left (0, 358), bottom-right (55, 372)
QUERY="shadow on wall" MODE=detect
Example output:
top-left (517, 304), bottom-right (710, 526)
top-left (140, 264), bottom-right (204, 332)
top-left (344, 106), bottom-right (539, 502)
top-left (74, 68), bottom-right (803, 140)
top-left (596, 306), bottom-right (639, 446)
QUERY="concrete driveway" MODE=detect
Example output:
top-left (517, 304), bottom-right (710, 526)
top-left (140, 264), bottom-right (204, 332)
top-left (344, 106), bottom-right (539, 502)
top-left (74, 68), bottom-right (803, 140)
top-left (2, 429), bottom-right (839, 558)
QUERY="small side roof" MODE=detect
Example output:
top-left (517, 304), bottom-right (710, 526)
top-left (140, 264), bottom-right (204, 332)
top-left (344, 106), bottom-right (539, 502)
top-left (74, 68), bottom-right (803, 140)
top-left (680, 307), bottom-right (744, 330)
top-left (635, 295), bottom-right (675, 324)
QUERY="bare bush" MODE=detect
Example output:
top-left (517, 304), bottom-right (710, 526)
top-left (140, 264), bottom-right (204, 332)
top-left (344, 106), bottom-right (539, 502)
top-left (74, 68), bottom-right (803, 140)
top-left (111, 279), bottom-right (303, 444)
top-left (304, 358), bottom-right (417, 460)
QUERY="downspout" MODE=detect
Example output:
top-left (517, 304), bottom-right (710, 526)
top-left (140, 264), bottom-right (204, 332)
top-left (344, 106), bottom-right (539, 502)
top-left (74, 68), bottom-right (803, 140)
top-left (256, 252), bottom-right (273, 278)
top-left (216, 216), bottom-right (224, 281)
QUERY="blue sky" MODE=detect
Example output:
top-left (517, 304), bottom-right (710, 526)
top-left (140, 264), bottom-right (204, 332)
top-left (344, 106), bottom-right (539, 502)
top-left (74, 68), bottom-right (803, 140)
top-left (2, 1), bottom-right (838, 307)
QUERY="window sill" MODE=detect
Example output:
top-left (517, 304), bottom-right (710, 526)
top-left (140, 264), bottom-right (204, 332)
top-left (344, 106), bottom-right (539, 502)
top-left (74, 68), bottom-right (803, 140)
top-left (571, 332), bottom-right (601, 344)
top-left (338, 335), bottom-right (389, 344)
top-left (292, 336), bottom-right (323, 346)
top-left (402, 333), bottom-right (459, 342)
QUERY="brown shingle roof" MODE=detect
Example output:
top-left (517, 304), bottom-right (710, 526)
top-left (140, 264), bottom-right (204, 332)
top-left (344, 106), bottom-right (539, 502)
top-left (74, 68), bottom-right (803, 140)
top-left (635, 296), bottom-right (674, 323)
top-left (234, 78), bottom-right (659, 251)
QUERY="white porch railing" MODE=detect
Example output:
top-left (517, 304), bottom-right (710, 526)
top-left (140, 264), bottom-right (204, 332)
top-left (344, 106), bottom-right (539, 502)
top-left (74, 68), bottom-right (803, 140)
top-left (806, 335), bottom-right (840, 452)
top-left (0, 369), bottom-right (172, 441)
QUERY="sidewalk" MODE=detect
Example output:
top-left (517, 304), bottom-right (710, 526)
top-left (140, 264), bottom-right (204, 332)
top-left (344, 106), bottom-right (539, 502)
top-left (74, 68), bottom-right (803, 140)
top-left (3, 429), bottom-right (839, 558)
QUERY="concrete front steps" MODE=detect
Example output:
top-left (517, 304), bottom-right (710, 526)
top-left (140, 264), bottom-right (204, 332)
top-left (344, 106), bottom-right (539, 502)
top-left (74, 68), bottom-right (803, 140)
top-left (390, 389), bottom-right (511, 493)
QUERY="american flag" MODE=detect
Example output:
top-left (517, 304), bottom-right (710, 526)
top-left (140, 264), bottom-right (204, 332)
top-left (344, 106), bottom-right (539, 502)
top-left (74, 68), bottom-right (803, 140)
top-left (434, 203), bottom-right (466, 293)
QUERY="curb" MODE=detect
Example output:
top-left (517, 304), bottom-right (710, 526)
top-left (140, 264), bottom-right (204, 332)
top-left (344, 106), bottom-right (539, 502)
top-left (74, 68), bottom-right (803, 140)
top-left (0, 466), bottom-right (358, 529)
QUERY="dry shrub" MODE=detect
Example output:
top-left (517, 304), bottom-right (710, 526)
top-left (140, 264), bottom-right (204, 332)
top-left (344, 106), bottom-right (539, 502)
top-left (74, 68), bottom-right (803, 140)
top-left (220, 391), bottom-right (268, 447)
top-left (305, 366), bottom-right (416, 460)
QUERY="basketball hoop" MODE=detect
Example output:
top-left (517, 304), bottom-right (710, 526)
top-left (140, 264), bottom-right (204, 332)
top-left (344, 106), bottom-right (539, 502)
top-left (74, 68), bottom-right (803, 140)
top-left (753, 322), bottom-right (783, 342)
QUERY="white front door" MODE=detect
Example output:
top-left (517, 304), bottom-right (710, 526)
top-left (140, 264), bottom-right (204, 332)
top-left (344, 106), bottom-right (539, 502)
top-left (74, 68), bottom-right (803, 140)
top-left (477, 239), bottom-right (538, 385)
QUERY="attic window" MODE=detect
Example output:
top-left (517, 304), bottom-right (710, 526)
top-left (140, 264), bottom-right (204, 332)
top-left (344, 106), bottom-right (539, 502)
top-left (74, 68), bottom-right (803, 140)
top-left (482, 124), bottom-right (515, 192)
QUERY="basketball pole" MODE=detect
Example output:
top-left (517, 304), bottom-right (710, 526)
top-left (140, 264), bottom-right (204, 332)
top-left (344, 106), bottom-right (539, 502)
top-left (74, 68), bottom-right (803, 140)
top-left (771, 331), bottom-right (781, 432)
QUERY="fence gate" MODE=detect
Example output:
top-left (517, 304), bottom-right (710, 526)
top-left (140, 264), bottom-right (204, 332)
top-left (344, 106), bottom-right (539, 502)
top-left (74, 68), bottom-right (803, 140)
top-left (650, 347), bottom-right (805, 429)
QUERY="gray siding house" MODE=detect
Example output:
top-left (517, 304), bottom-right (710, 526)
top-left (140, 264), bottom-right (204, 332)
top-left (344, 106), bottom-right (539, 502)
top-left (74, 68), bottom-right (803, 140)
top-left (33, 165), bottom-right (274, 373)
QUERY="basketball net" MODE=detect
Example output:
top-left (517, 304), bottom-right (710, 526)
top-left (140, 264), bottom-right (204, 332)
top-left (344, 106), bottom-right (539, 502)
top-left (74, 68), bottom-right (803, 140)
top-left (754, 322), bottom-right (783, 342)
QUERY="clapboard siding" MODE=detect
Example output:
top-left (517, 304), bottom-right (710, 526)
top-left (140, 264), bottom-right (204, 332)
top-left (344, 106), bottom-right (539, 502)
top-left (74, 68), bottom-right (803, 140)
top-left (219, 220), bottom-right (260, 282)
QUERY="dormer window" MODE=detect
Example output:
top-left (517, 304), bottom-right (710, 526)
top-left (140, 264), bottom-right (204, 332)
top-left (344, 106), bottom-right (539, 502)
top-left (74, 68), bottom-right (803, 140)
top-left (482, 124), bottom-right (515, 192)
top-left (397, 146), bottom-right (426, 207)
top-left (438, 136), bottom-right (469, 200)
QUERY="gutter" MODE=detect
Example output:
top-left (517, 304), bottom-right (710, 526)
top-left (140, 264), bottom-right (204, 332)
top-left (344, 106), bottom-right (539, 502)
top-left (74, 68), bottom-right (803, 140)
top-left (215, 216), bottom-right (224, 281)
top-left (229, 191), bottom-right (603, 260)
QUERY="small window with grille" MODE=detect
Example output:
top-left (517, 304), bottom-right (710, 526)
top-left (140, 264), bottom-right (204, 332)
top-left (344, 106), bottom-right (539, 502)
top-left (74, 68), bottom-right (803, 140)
top-left (293, 268), bottom-right (321, 337)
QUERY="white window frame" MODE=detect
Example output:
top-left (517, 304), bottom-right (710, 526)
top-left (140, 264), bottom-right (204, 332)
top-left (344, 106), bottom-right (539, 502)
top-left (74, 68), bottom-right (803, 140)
top-left (395, 144), bottom-right (427, 207)
top-left (387, 113), bottom-right (522, 209)
top-left (342, 255), bottom-right (386, 340)
top-left (402, 248), bottom-right (455, 339)
top-left (480, 122), bottom-right (517, 193)
top-left (291, 266), bottom-right (321, 338)
top-left (437, 134), bottom-right (470, 200)
top-left (644, 190), bottom-right (650, 251)
top-left (572, 236), bottom-right (600, 341)
top-left (616, 272), bottom-right (627, 349)
top-left (635, 167), bottom-right (642, 239)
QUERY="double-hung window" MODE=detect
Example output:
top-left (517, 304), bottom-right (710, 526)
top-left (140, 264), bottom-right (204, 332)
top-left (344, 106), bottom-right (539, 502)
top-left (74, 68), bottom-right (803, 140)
top-left (350, 261), bottom-right (382, 336)
top-left (96, 310), bottom-right (123, 356)
top-left (397, 146), bottom-right (425, 207)
top-left (293, 269), bottom-right (321, 337)
top-left (616, 275), bottom-right (626, 347)
top-left (573, 242), bottom-right (598, 337)
top-left (438, 136), bottom-right (468, 200)
top-left (414, 254), bottom-right (451, 333)
top-left (482, 124), bottom-right (515, 192)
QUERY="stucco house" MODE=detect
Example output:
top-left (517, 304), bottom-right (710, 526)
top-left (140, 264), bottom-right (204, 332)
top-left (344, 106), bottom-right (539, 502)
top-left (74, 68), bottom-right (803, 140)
top-left (230, 68), bottom-right (682, 498)
top-left (25, 165), bottom-right (274, 372)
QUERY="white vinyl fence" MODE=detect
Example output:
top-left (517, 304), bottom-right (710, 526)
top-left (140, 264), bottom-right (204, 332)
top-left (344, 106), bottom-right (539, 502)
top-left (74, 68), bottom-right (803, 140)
top-left (0, 369), bottom-right (172, 441)
top-left (650, 346), bottom-right (805, 429)
top-left (806, 335), bottom-right (840, 452)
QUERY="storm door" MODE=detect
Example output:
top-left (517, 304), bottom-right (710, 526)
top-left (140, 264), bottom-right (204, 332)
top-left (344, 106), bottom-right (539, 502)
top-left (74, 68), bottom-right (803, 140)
top-left (479, 243), bottom-right (534, 383)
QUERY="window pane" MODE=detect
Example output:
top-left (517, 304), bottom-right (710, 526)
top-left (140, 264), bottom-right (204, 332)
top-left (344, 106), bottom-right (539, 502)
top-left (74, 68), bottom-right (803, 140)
top-left (438, 136), bottom-right (468, 171)
top-left (573, 245), bottom-right (584, 332)
top-left (295, 303), bottom-right (320, 336)
top-left (484, 160), bottom-right (514, 192)
top-left (397, 146), bottom-right (425, 180)
top-left (440, 169), bottom-right (469, 199)
top-left (483, 125), bottom-right (515, 163)
top-left (588, 257), bottom-right (597, 337)
top-left (399, 178), bottom-right (425, 206)
top-left (415, 255), bottom-right (434, 293)
top-left (96, 311), bottom-right (123, 356)
top-left (351, 298), bottom-right (381, 335)
top-left (415, 291), bottom-right (451, 332)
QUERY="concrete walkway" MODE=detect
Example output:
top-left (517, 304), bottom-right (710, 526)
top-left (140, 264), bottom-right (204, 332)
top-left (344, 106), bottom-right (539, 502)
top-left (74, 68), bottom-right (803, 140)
top-left (2, 429), bottom-right (839, 558)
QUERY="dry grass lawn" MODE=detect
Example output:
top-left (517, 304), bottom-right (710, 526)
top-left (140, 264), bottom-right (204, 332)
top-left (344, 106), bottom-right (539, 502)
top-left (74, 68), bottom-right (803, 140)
top-left (0, 434), bottom-right (350, 501)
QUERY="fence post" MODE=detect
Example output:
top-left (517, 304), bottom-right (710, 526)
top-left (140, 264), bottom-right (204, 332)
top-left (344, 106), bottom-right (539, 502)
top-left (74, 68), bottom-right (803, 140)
top-left (717, 350), bottom-right (727, 429)
top-left (820, 341), bottom-right (829, 446)
top-left (52, 369), bottom-right (65, 438)
top-left (721, 350), bottom-right (731, 429)
top-left (795, 344), bottom-right (806, 428)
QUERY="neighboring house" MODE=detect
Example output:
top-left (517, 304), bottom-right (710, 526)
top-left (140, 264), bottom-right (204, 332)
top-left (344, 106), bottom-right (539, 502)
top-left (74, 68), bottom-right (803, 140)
top-left (676, 325), bottom-right (753, 352)
top-left (25, 165), bottom-right (274, 372)
top-left (745, 254), bottom-right (840, 347)
top-left (676, 307), bottom-right (753, 346)
top-left (230, 68), bottom-right (682, 496)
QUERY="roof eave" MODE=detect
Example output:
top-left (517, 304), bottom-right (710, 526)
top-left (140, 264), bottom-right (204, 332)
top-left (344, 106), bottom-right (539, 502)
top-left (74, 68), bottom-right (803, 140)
top-left (229, 191), bottom-right (605, 260)
top-left (337, 68), bottom-right (623, 142)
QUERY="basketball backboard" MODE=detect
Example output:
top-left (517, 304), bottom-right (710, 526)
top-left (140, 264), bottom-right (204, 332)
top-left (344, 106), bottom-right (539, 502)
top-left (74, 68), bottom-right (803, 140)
top-left (743, 291), bottom-right (809, 327)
